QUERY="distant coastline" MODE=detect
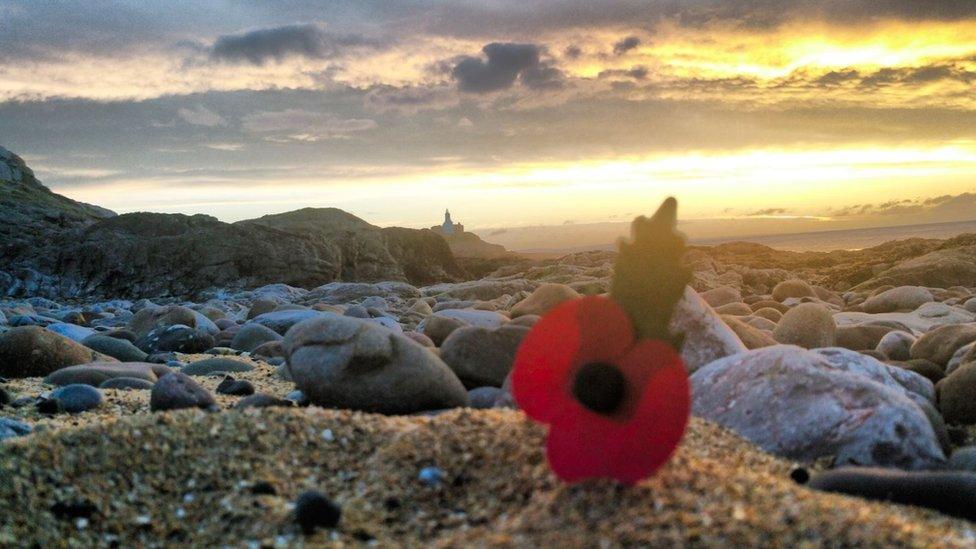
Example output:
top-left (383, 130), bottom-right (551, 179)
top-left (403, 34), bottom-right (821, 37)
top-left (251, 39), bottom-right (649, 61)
top-left (509, 218), bottom-right (976, 255)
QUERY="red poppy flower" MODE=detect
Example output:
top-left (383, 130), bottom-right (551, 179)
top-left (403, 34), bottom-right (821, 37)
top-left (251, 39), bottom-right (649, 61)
top-left (512, 295), bottom-right (690, 485)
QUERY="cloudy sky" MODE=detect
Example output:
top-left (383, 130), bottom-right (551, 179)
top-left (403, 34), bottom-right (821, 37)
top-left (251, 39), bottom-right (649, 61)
top-left (2, 0), bottom-right (976, 234)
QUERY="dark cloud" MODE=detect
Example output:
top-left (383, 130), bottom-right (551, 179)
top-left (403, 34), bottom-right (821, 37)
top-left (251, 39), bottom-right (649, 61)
top-left (598, 66), bottom-right (649, 80)
top-left (612, 36), bottom-right (641, 55)
top-left (209, 24), bottom-right (371, 64)
top-left (520, 65), bottom-right (565, 89)
top-left (3, 1), bottom-right (975, 66)
top-left (564, 45), bottom-right (582, 59)
top-left (451, 43), bottom-right (562, 93)
top-left (815, 69), bottom-right (861, 86)
top-left (830, 193), bottom-right (976, 218)
top-left (747, 208), bottom-right (789, 216)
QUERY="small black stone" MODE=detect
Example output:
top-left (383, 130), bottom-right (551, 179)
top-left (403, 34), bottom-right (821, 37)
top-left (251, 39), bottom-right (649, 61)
top-left (234, 393), bottom-right (291, 409)
top-left (50, 500), bottom-right (97, 520)
top-left (352, 529), bottom-right (375, 542)
top-left (790, 467), bottom-right (810, 484)
top-left (0, 386), bottom-right (10, 408)
top-left (250, 481), bottom-right (277, 496)
top-left (216, 378), bottom-right (255, 396)
top-left (572, 362), bottom-right (626, 414)
top-left (383, 496), bottom-right (401, 511)
top-left (37, 397), bottom-right (63, 415)
top-left (295, 491), bottom-right (341, 535)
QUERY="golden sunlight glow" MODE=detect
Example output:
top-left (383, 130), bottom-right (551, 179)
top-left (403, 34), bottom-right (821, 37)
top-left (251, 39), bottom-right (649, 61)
top-left (54, 143), bottom-right (976, 228)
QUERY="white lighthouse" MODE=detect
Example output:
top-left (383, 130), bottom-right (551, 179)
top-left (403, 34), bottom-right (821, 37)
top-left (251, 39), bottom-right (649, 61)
top-left (437, 209), bottom-right (464, 235)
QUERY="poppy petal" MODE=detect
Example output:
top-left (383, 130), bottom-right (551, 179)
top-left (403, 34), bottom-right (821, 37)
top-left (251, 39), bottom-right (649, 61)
top-left (512, 296), bottom-right (634, 423)
top-left (545, 340), bottom-right (689, 484)
top-left (609, 340), bottom-right (690, 483)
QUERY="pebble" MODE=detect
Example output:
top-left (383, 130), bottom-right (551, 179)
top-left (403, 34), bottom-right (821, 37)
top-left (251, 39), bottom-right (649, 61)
top-left (751, 307), bottom-right (783, 322)
top-left (467, 386), bottom-right (505, 409)
top-left (284, 314), bottom-right (468, 414)
top-left (910, 323), bottom-right (976, 366)
top-left (439, 325), bottom-right (529, 388)
top-left (229, 324), bottom-right (282, 353)
top-left (0, 417), bottom-right (32, 441)
top-left (182, 357), bottom-right (254, 376)
top-left (771, 280), bottom-right (817, 302)
top-left (772, 303), bottom-right (836, 349)
top-left (0, 385), bottom-right (10, 408)
top-left (948, 446), bottom-right (976, 472)
top-left (862, 286), bottom-right (933, 314)
top-left (509, 283), bottom-right (580, 318)
top-left (418, 466), bottom-right (446, 487)
top-left (876, 331), bottom-right (915, 361)
top-left (421, 314), bottom-right (466, 346)
top-left (99, 377), bottom-right (155, 390)
top-left (233, 393), bottom-right (291, 409)
top-left (44, 362), bottom-right (169, 387)
top-left (807, 467), bottom-right (976, 521)
top-left (343, 305), bottom-right (370, 318)
top-left (49, 384), bottom-right (103, 413)
top-left (936, 362), bottom-right (976, 424)
top-left (216, 377), bottom-right (256, 396)
top-left (895, 360), bottom-right (945, 385)
top-left (138, 325), bottom-right (214, 354)
top-left (81, 334), bottom-right (148, 362)
top-left (294, 491), bottom-right (341, 535)
top-left (700, 286), bottom-right (743, 308)
top-left (149, 372), bottom-right (217, 412)
top-left (834, 325), bottom-right (892, 351)
top-left (0, 326), bottom-right (102, 378)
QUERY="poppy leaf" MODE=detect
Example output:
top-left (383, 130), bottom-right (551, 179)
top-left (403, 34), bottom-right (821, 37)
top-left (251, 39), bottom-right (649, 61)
top-left (610, 197), bottom-right (691, 344)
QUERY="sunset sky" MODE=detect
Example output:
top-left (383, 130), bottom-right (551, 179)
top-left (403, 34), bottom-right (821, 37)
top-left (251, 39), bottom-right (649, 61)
top-left (2, 1), bottom-right (976, 234)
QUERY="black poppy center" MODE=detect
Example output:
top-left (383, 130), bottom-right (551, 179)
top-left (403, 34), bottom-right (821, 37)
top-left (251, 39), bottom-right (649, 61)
top-left (572, 362), bottom-right (627, 415)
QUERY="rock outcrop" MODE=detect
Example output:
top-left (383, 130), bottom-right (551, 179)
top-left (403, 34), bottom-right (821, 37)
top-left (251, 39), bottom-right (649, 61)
top-left (0, 149), bottom-right (464, 299)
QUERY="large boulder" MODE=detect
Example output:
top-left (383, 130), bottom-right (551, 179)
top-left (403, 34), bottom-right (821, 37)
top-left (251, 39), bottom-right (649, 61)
top-left (284, 314), bottom-right (468, 414)
top-left (691, 345), bottom-right (945, 470)
top-left (811, 347), bottom-right (935, 405)
top-left (0, 326), bottom-right (110, 378)
top-left (863, 286), bottom-right (934, 314)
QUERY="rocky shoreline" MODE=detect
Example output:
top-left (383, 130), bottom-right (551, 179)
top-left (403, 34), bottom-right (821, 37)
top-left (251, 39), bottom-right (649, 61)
top-left (2, 245), bottom-right (976, 544)
top-left (6, 146), bottom-right (976, 544)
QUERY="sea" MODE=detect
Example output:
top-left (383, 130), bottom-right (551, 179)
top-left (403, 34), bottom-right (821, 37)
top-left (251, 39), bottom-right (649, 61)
top-left (691, 219), bottom-right (976, 252)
